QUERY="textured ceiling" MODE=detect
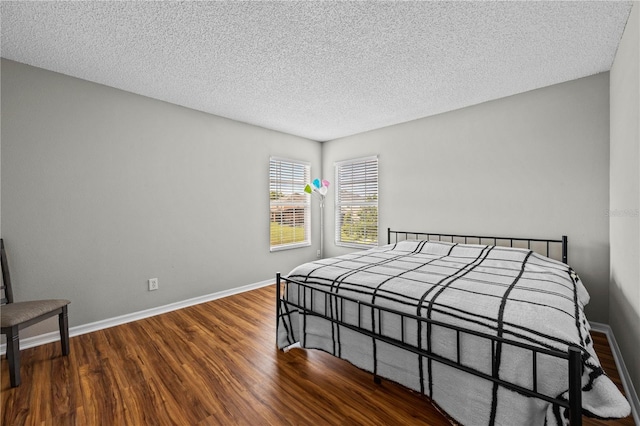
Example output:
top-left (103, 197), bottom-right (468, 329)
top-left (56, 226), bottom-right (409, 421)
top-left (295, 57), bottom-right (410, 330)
top-left (1, 1), bottom-right (633, 141)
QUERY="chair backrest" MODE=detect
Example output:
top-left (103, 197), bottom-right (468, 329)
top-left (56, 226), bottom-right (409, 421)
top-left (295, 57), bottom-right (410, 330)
top-left (1, 239), bottom-right (14, 305)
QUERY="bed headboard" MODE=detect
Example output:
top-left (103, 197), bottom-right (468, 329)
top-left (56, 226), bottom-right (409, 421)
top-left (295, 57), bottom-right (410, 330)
top-left (387, 228), bottom-right (568, 264)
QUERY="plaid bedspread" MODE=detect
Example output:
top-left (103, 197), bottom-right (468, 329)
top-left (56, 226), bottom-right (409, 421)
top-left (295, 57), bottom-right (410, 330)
top-left (277, 240), bottom-right (630, 425)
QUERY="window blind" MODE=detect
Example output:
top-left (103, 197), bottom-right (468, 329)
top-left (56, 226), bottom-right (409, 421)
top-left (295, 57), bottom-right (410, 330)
top-left (335, 156), bottom-right (378, 247)
top-left (269, 157), bottom-right (311, 251)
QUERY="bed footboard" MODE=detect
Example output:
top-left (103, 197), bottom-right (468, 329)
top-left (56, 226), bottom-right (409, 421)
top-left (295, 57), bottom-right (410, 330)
top-left (276, 272), bottom-right (583, 425)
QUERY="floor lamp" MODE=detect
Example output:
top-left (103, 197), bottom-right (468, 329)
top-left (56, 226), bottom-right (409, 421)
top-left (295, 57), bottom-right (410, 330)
top-left (305, 179), bottom-right (330, 259)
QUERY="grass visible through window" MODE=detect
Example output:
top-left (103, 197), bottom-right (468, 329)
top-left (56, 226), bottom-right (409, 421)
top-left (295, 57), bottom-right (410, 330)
top-left (270, 222), bottom-right (306, 246)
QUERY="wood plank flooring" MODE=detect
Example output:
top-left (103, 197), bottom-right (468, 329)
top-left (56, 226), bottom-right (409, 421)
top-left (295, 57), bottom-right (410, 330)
top-left (1, 285), bottom-right (635, 425)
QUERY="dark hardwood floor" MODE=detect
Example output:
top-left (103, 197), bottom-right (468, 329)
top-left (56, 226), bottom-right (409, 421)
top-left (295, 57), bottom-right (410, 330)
top-left (1, 285), bottom-right (635, 425)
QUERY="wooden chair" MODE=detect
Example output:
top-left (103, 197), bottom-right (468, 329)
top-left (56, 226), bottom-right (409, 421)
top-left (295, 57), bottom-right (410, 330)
top-left (1, 239), bottom-right (70, 387)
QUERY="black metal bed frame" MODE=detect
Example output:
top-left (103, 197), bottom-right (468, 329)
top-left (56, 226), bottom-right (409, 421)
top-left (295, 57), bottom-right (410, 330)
top-left (276, 228), bottom-right (582, 425)
top-left (387, 228), bottom-right (568, 265)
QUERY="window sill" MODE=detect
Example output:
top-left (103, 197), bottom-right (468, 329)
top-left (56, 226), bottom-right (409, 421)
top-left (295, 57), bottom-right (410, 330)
top-left (270, 242), bottom-right (311, 252)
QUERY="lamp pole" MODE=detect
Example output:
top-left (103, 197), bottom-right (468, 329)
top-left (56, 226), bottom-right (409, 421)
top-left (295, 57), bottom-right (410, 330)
top-left (320, 198), bottom-right (324, 259)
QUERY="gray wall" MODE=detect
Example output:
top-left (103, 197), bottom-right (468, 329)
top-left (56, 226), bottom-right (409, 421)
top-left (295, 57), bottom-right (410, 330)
top-left (1, 59), bottom-right (321, 336)
top-left (322, 73), bottom-right (611, 323)
top-left (610, 2), bottom-right (640, 395)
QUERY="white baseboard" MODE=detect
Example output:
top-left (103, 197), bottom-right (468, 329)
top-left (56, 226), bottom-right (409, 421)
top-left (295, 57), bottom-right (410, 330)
top-left (590, 321), bottom-right (640, 424)
top-left (1, 278), bottom-right (274, 354)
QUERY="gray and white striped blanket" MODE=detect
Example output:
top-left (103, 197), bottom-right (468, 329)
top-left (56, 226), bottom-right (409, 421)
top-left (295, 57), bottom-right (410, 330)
top-left (277, 240), bottom-right (631, 425)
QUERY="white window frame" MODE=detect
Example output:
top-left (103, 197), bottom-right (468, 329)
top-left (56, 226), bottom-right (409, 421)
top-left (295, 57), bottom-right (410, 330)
top-left (269, 156), bottom-right (311, 252)
top-left (335, 155), bottom-right (379, 248)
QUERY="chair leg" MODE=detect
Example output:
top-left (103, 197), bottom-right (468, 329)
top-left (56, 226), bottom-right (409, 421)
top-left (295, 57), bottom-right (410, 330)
top-left (6, 326), bottom-right (21, 387)
top-left (59, 306), bottom-right (70, 356)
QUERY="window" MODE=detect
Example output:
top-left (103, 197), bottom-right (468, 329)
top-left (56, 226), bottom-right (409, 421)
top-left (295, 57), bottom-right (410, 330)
top-left (335, 156), bottom-right (378, 247)
top-left (269, 157), bottom-right (311, 251)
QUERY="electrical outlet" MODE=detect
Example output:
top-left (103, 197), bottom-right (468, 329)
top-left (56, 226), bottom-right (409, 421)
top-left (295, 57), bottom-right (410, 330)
top-left (317, 249), bottom-right (321, 258)
top-left (148, 278), bottom-right (159, 291)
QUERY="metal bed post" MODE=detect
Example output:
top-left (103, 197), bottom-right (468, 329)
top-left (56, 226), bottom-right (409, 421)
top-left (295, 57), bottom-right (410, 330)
top-left (276, 272), bottom-right (281, 346)
top-left (387, 227), bottom-right (391, 244)
top-left (562, 235), bottom-right (568, 264)
top-left (568, 346), bottom-right (583, 425)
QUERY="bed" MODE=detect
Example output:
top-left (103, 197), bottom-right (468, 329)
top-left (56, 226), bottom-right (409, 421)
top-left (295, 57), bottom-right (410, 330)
top-left (276, 229), bottom-right (631, 425)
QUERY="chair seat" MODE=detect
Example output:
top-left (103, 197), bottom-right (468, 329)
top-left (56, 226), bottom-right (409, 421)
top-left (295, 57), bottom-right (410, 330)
top-left (1, 299), bottom-right (70, 327)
